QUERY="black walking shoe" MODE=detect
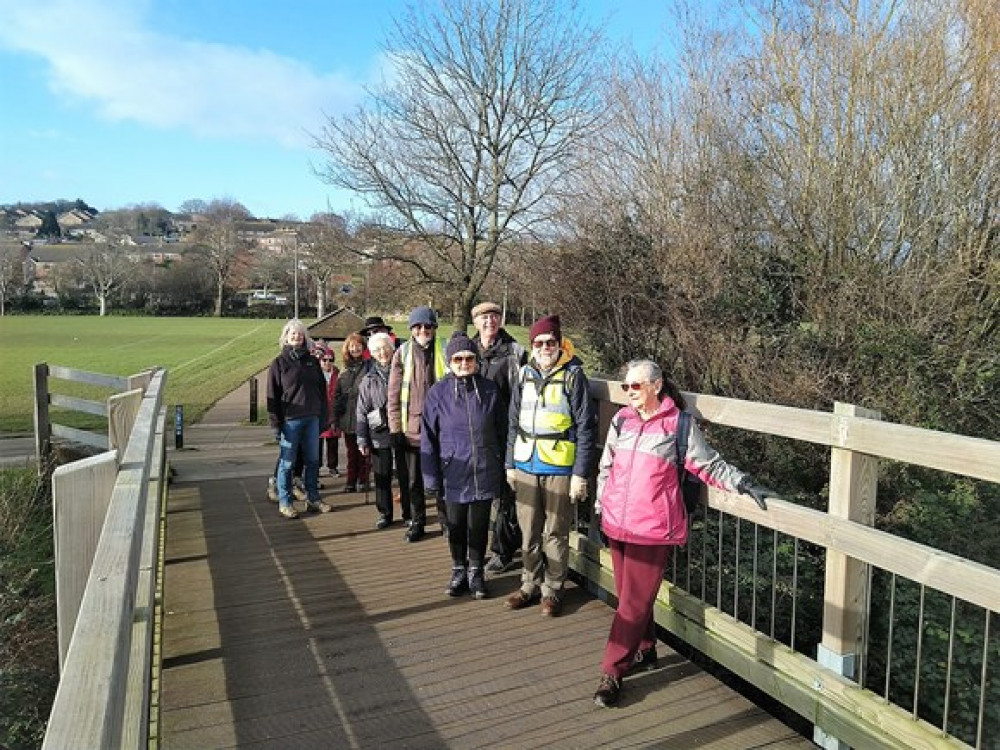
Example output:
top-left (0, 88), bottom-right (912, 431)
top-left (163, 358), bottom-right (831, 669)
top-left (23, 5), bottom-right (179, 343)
top-left (404, 525), bottom-right (425, 542)
top-left (484, 555), bottom-right (513, 574)
top-left (468, 567), bottom-right (488, 599)
top-left (445, 566), bottom-right (468, 597)
top-left (631, 646), bottom-right (658, 673)
top-left (375, 515), bottom-right (391, 529)
top-left (593, 674), bottom-right (621, 707)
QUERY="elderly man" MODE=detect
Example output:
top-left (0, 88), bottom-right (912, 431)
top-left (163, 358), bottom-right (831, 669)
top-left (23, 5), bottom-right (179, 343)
top-left (505, 314), bottom-right (596, 616)
top-left (387, 306), bottom-right (447, 542)
top-left (470, 301), bottom-right (527, 574)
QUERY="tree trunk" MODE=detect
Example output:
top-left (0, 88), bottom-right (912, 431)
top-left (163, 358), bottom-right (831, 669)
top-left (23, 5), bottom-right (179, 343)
top-left (214, 282), bottom-right (224, 317)
top-left (99, 295), bottom-right (107, 316)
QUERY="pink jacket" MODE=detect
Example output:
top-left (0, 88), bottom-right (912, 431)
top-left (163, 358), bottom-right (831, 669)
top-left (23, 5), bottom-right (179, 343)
top-left (596, 397), bottom-right (746, 546)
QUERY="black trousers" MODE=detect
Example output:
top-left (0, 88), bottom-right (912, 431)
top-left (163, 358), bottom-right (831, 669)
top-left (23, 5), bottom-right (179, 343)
top-left (445, 500), bottom-right (491, 568)
top-left (371, 446), bottom-right (394, 519)
top-left (396, 444), bottom-right (426, 527)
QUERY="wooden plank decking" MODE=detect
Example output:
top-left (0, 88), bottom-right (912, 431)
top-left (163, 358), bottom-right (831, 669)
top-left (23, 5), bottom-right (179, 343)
top-left (159, 470), bottom-right (815, 749)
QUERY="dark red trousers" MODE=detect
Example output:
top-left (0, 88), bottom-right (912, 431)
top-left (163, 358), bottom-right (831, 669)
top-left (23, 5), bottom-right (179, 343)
top-left (600, 538), bottom-right (671, 679)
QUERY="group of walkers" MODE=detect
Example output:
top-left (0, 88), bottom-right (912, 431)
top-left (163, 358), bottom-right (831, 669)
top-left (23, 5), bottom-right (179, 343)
top-left (265, 303), bottom-right (776, 709)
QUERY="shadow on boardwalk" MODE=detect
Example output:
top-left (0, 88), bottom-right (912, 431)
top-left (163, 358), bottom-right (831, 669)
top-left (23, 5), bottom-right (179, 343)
top-left (160, 382), bottom-right (814, 749)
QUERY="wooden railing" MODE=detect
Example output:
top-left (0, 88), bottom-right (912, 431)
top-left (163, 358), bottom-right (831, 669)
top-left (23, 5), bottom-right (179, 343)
top-left (569, 379), bottom-right (1000, 750)
top-left (41, 368), bottom-right (168, 750)
top-left (33, 362), bottom-right (156, 468)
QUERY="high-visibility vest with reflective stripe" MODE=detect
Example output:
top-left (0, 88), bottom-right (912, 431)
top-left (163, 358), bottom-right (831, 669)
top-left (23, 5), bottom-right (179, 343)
top-left (400, 337), bottom-right (447, 429)
top-left (513, 364), bottom-right (577, 474)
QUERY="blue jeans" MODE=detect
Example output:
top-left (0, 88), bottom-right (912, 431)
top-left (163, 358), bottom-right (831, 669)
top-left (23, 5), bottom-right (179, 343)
top-left (277, 416), bottom-right (320, 508)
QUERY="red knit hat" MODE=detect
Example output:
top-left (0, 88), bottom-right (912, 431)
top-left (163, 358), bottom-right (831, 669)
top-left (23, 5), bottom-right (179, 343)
top-left (529, 314), bottom-right (561, 343)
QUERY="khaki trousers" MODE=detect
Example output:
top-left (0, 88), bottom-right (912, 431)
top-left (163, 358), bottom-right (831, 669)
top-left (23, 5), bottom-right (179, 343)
top-left (513, 469), bottom-right (572, 600)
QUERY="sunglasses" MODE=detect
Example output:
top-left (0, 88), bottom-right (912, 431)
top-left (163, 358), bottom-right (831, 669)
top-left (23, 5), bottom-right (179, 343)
top-left (620, 382), bottom-right (647, 392)
top-left (321, 357), bottom-right (333, 362)
top-left (451, 354), bottom-right (476, 364)
top-left (532, 338), bottom-right (559, 349)
top-left (412, 323), bottom-right (436, 331)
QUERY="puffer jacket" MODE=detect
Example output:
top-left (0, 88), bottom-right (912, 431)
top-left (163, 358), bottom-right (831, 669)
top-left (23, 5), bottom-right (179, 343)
top-left (355, 363), bottom-right (391, 451)
top-left (333, 359), bottom-right (369, 434)
top-left (597, 397), bottom-right (747, 546)
top-left (267, 346), bottom-right (328, 430)
top-left (420, 373), bottom-right (506, 505)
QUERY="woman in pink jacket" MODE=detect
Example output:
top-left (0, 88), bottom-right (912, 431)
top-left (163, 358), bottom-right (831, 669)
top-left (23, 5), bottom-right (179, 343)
top-left (591, 359), bottom-right (774, 708)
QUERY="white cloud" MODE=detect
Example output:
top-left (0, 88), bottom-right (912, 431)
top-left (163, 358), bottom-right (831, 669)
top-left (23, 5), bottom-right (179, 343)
top-left (0, 0), bottom-right (363, 147)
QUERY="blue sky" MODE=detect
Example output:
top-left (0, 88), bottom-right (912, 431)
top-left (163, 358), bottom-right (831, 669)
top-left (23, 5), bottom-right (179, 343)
top-left (0, 0), bottom-right (679, 220)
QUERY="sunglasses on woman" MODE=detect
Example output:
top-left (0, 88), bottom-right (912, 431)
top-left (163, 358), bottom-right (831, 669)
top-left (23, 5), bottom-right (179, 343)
top-left (620, 382), bottom-right (647, 392)
top-left (451, 354), bottom-right (476, 364)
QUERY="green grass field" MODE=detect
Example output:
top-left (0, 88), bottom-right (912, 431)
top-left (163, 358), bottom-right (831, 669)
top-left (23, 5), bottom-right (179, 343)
top-left (0, 315), bottom-right (597, 435)
top-left (0, 316), bottom-right (287, 434)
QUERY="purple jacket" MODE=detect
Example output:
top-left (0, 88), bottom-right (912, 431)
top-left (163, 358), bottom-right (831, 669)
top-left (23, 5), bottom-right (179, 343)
top-left (420, 373), bottom-right (506, 504)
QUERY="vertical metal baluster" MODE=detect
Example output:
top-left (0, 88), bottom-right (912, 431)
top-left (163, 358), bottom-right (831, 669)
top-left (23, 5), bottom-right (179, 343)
top-left (975, 611), bottom-right (991, 750)
top-left (942, 596), bottom-right (957, 736)
top-left (790, 537), bottom-right (799, 653)
top-left (770, 529), bottom-right (778, 640)
top-left (717, 509), bottom-right (724, 609)
top-left (701, 511), bottom-right (708, 601)
top-left (752, 523), bottom-right (759, 631)
top-left (685, 525), bottom-right (692, 592)
top-left (734, 517), bottom-right (741, 618)
top-left (859, 563), bottom-right (874, 687)
top-left (885, 573), bottom-right (897, 700)
top-left (912, 584), bottom-right (926, 718)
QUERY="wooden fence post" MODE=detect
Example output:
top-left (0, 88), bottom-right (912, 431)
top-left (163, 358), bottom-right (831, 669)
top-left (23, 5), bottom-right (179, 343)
top-left (815, 402), bottom-right (880, 749)
top-left (108, 389), bottom-right (143, 459)
top-left (51, 450), bottom-right (119, 668)
top-left (34, 362), bottom-right (51, 472)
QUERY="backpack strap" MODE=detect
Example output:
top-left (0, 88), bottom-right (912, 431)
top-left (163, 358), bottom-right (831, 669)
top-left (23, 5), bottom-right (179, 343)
top-left (675, 411), bottom-right (691, 471)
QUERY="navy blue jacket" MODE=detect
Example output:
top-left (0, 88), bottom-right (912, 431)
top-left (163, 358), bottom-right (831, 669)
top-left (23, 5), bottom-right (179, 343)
top-left (420, 373), bottom-right (506, 504)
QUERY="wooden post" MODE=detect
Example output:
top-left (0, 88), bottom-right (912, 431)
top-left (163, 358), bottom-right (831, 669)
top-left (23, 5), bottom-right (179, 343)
top-left (816, 402), bottom-right (880, 749)
top-left (52, 450), bottom-right (118, 668)
top-left (33, 362), bottom-right (51, 472)
top-left (108, 389), bottom-right (143, 460)
top-left (127, 369), bottom-right (154, 394)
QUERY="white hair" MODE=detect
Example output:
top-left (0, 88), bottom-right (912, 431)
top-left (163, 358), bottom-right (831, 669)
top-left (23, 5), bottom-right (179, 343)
top-left (624, 359), bottom-right (662, 384)
top-left (367, 332), bottom-right (393, 352)
top-left (279, 318), bottom-right (311, 348)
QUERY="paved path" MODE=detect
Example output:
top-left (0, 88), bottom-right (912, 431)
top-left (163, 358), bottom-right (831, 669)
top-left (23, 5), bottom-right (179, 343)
top-left (159, 382), bottom-right (815, 749)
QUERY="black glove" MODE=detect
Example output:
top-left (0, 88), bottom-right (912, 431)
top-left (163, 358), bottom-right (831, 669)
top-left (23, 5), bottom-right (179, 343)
top-left (272, 428), bottom-right (282, 443)
top-left (738, 477), bottom-right (775, 511)
top-left (390, 432), bottom-right (407, 449)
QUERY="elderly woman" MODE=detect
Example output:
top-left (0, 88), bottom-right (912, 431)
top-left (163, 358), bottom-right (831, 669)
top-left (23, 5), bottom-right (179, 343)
top-left (356, 332), bottom-right (398, 529)
top-left (421, 334), bottom-right (507, 600)
top-left (592, 359), bottom-right (774, 707)
top-left (266, 319), bottom-right (332, 519)
top-left (334, 333), bottom-right (372, 493)
top-left (316, 343), bottom-right (342, 477)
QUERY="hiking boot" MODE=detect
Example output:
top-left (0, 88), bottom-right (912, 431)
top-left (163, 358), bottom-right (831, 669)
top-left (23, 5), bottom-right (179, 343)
top-left (540, 596), bottom-right (562, 617)
top-left (343, 485), bottom-right (357, 494)
top-left (305, 499), bottom-right (332, 513)
top-left (504, 590), bottom-right (539, 610)
top-left (631, 646), bottom-right (658, 673)
top-left (358, 482), bottom-right (372, 492)
top-left (292, 485), bottom-right (308, 502)
top-left (484, 555), bottom-right (512, 574)
top-left (593, 674), bottom-right (621, 707)
top-left (279, 505), bottom-right (299, 519)
top-left (375, 515), bottom-right (391, 529)
top-left (445, 566), bottom-right (468, 597)
top-left (468, 567), bottom-right (488, 600)
top-left (404, 525), bottom-right (425, 543)
top-left (266, 477), bottom-right (278, 503)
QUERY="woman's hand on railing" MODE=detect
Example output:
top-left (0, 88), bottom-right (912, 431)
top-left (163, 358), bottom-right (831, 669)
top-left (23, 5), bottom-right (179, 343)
top-left (737, 477), bottom-right (776, 511)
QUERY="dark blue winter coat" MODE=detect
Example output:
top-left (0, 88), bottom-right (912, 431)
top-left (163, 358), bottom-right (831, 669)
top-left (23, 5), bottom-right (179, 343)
top-left (420, 373), bottom-right (506, 505)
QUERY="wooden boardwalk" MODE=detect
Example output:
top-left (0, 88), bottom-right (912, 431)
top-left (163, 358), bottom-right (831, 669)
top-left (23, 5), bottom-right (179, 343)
top-left (159, 469), bottom-right (814, 749)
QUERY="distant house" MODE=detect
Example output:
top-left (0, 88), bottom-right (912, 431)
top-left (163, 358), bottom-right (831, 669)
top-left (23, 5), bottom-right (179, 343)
top-left (56, 209), bottom-right (95, 229)
top-left (14, 213), bottom-right (42, 230)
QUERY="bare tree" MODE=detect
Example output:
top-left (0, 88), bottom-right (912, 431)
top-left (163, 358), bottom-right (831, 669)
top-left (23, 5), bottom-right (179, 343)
top-left (75, 244), bottom-right (134, 316)
top-left (0, 244), bottom-right (25, 315)
top-left (298, 213), bottom-right (353, 318)
top-left (191, 199), bottom-right (253, 316)
top-left (313, 0), bottom-right (604, 329)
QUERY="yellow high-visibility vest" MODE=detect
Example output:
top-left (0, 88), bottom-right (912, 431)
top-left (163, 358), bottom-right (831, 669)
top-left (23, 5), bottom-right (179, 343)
top-left (513, 365), bottom-right (577, 470)
top-left (400, 337), bottom-right (447, 429)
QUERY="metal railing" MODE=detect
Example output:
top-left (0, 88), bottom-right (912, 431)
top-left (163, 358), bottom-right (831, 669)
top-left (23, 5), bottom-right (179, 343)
top-left (570, 380), bottom-right (1000, 750)
top-left (41, 368), bottom-right (168, 749)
